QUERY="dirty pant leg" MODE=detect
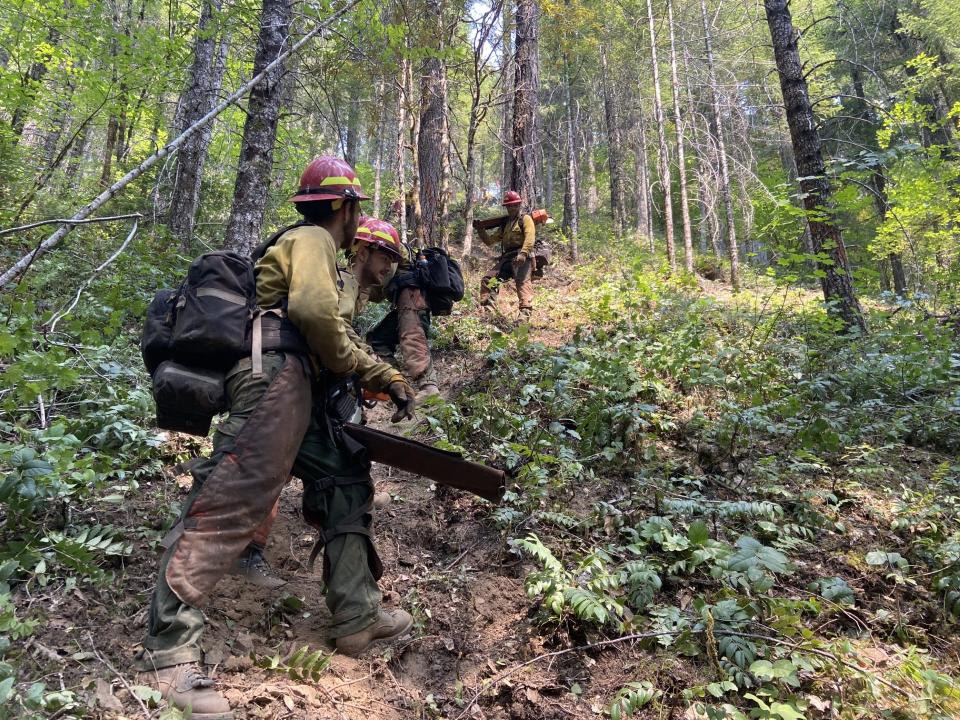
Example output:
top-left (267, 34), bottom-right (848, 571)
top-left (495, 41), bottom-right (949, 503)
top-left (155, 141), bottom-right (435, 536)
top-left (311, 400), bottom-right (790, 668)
top-left (514, 257), bottom-right (534, 309)
top-left (365, 308), bottom-right (400, 364)
top-left (396, 288), bottom-right (432, 381)
top-left (138, 354), bottom-right (311, 670)
top-left (480, 256), bottom-right (516, 304)
top-left (251, 495), bottom-right (282, 549)
top-left (296, 421), bottom-right (381, 639)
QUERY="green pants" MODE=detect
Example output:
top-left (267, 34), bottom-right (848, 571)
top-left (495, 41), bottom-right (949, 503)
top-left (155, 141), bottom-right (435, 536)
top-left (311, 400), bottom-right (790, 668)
top-left (137, 353), bottom-right (381, 671)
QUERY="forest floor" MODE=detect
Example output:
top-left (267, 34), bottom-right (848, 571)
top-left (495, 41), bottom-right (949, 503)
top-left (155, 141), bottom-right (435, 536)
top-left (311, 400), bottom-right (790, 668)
top-left (10, 246), bottom-right (960, 719)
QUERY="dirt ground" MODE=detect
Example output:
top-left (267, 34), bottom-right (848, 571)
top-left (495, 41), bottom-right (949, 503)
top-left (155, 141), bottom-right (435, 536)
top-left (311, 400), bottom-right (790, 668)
top-left (15, 258), bottom-right (681, 719)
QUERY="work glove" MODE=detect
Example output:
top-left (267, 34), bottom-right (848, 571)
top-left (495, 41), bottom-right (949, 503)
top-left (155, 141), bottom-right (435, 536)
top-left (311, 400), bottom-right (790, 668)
top-left (386, 377), bottom-right (415, 423)
top-left (513, 251), bottom-right (529, 266)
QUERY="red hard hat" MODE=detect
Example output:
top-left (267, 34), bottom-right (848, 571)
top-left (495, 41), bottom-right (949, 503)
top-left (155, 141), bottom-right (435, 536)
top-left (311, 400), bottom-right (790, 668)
top-left (502, 190), bottom-right (522, 206)
top-left (354, 216), bottom-right (375, 243)
top-left (355, 218), bottom-right (402, 260)
top-left (291, 156), bottom-right (370, 203)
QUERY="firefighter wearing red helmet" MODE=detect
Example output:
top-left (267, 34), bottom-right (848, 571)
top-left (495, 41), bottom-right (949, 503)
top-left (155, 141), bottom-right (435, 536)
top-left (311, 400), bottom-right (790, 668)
top-left (136, 158), bottom-right (415, 719)
top-left (476, 189), bottom-right (536, 319)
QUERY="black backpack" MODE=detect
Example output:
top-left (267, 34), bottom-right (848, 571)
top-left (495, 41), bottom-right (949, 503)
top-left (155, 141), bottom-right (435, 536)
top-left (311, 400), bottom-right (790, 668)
top-left (141, 224), bottom-right (306, 435)
top-left (392, 247), bottom-right (464, 316)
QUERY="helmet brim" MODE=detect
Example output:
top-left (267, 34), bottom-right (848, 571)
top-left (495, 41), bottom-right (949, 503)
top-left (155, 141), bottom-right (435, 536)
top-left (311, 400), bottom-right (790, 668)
top-left (502, 200), bottom-right (522, 206)
top-left (291, 190), bottom-right (371, 203)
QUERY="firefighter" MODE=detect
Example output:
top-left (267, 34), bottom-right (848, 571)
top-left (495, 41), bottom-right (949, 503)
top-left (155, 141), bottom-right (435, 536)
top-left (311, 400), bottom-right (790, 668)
top-left (364, 225), bottom-right (440, 401)
top-left (136, 157), bottom-right (416, 719)
top-left (229, 216), bottom-right (404, 590)
top-left (476, 190), bottom-right (536, 320)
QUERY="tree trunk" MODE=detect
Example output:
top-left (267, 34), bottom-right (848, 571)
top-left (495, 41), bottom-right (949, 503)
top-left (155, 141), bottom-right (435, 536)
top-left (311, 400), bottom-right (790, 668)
top-left (223, 0), bottom-right (291, 255)
top-left (633, 120), bottom-right (652, 248)
top-left (510, 0), bottom-right (539, 205)
top-left (99, 115), bottom-right (119, 188)
top-left (700, 0), bottom-right (739, 289)
top-left (764, 0), bottom-right (865, 331)
top-left (395, 60), bottom-right (409, 245)
top-left (405, 51), bottom-right (424, 244)
top-left (667, 0), bottom-right (693, 272)
top-left (544, 138), bottom-right (554, 207)
top-left (563, 63), bottom-right (579, 262)
top-left (584, 129), bottom-right (599, 214)
top-left (646, 0), bottom-right (675, 271)
top-left (463, 110), bottom-right (480, 257)
top-left (344, 97), bottom-right (359, 166)
top-left (500, 1), bottom-right (514, 192)
top-left (599, 44), bottom-right (626, 235)
top-left (372, 76), bottom-right (386, 217)
top-left (417, 1), bottom-right (450, 249)
top-left (168, 0), bottom-right (227, 247)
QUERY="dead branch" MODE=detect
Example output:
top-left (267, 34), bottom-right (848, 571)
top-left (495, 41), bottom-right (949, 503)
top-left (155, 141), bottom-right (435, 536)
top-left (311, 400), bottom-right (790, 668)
top-left (0, 213), bottom-right (143, 237)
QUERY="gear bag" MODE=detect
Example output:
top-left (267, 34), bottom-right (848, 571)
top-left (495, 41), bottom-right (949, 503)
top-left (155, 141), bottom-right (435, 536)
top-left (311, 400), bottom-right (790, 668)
top-left (392, 246), bottom-right (464, 316)
top-left (142, 224), bottom-right (310, 436)
top-left (531, 239), bottom-right (552, 279)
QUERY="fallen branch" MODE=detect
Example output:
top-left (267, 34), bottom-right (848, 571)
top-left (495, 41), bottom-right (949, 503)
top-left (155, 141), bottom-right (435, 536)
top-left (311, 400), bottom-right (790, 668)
top-left (0, 0), bottom-right (362, 289)
top-left (0, 213), bottom-right (143, 237)
top-left (45, 219), bottom-right (139, 334)
top-left (85, 633), bottom-right (152, 720)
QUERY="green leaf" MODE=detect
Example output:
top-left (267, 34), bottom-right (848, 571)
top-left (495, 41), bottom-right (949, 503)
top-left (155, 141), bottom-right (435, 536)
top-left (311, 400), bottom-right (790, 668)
top-left (688, 521), bottom-right (710, 546)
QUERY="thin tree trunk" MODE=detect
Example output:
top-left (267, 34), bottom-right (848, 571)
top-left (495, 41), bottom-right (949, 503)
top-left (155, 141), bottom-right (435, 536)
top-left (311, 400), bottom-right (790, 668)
top-left (500, 1), bottom-right (514, 191)
top-left (99, 116), bottom-right (119, 188)
top-left (633, 122), bottom-right (651, 247)
top-left (406, 50), bottom-right (423, 244)
top-left (700, 0), bottom-right (739, 289)
top-left (395, 61), bottom-right (409, 245)
top-left (646, 0), bottom-right (675, 271)
top-left (168, 0), bottom-right (227, 247)
top-left (584, 128), bottom-right (599, 214)
top-left (599, 44), bottom-right (626, 235)
top-left (764, 0), bottom-right (865, 331)
top-left (223, 0), bottom-right (291, 255)
top-left (463, 111), bottom-right (480, 257)
top-left (510, 0), bottom-right (540, 205)
top-left (563, 62), bottom-right (579, 261)
top-left (667, 0), bottom-right (693, 272)
top-left (372, 76), bottom-right (386, 217)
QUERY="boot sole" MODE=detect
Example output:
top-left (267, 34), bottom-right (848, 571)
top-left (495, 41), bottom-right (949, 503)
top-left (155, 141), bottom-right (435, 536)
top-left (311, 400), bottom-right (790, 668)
top-left (183, 711), bottom-right (234, 720)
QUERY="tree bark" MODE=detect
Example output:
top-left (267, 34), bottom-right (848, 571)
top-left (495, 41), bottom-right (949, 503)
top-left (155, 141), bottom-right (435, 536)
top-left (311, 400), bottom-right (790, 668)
top-left (510, 0), bottom-right (539, 205)
top-left (764, 0), bottom-right (865, 331)
top-left (584, 128), bottom-right (599, 214)
top-left (500, 1), bottom-right (514, 192)
top-left (168, 0), bottom-right (227, 247)
top-left (646, 0), bottom-right (675, 271)
top-left (633, 118), bottom-right (652, 249)
top-left (417, 0), bottom-right (450, 249)
top-left (563, 62), bottom-right (579, 262)
top-left (372, 76), bottom-right (386, 217)
top-left (395, 60), bottom-right (409, 245)
top-left (700, 0), bottom-right (739, 289)
top-left (599, 44), bottom-right (626, 235)
top-left (223, 0), bottom-right (291, 255)
top-left (667, 0), bottom-right (693, 272)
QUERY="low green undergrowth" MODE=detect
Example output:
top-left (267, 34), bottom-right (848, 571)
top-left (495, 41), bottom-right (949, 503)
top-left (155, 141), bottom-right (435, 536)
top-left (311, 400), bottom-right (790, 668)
top-left (425, 246), bottom-right (960, 717)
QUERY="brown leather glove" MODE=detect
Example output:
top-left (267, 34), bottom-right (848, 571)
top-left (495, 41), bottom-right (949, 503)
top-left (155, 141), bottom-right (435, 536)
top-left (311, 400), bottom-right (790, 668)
top-left (514, 251), bottom-right (529, 265)
top-left (386, 379), bottom-right (415, 423)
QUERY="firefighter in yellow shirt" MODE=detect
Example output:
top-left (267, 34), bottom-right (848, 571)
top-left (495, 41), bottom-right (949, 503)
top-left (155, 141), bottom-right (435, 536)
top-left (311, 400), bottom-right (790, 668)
top-left (136, 158), bottom-right (415, 719)
top-left (476, 190), bottom-right (536, 319)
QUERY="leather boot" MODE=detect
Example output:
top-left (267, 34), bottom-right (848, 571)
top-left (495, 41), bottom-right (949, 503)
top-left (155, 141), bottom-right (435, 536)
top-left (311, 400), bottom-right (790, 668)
top-left (229, 545), bottom-right (286, 589)
top-left (416, 383), bottom-right (440, 405)
top-left (373, 491), bottom-right (392, 510)
top-left (140, 663), bottom-right (233, 720)
top-left (335, 608), bottom-right (413, 657)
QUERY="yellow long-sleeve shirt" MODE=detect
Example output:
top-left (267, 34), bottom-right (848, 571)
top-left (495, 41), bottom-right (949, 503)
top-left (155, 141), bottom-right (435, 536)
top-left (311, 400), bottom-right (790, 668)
top-left (255, 224), bottom-right (396, 391)
top-left (481, 214), bottom-right (536, 255)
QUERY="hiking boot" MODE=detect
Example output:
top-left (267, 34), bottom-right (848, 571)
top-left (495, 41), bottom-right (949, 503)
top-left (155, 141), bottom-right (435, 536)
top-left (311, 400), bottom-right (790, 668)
top-left (416, 383), bottom-right (441, 404)
top-left (335, 608), bottom-right (413, 657)
top-left (140, 663), bottom-right (233, 720)
top-left (518, 307), bottom-right (532, 322)
top-left (229, 545), bottom-right (286, 589)
top-left (373, 491), bottom-right (392, 510)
